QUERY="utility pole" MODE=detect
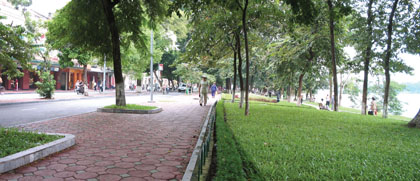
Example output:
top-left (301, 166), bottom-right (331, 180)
top-left (103, 54), bottom-right (106, 93)
top-left (149, 30), bottom-right (154, 103)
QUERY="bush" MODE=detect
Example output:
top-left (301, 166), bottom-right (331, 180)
top-left (35, 61), bottom-right (56, 99)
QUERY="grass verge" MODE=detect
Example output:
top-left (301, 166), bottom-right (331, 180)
top-left (213, 101), bottom-right (246, 181)
top-left (219, 101), bottom-right (420, 180)
top-left (0, 128), bottom-right (63, 158)
top-left (103, 104), bottom-right (157, 110)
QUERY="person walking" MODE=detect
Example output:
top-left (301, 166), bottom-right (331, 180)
top-left (210, 82), bottom-right (217, 98)
top-left (326, 94), bottom-right (330, 110)
top-left (370, 97), bottom-right (377, 116)
top-left (198, 75), bottom-right (209, 106)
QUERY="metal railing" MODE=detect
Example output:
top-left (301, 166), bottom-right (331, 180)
top-left (182, 101), bottom-right (217, 181)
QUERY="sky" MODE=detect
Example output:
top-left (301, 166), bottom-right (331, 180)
top-left (344, 47), bottom-right (420, 84)
top-left (29, 0), bottom-right (69, 17)
top-left (30, 0), bottom-right (419, 84)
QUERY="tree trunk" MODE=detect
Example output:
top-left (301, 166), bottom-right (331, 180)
top-left (232, 44), bottom-right (238, 103)
top-left (362, 0), bottom-right (374, 115)
top-left (297, 73), bottom-right (305, 106)
top-left (82, 64), bottom-right (88, 85)
top-left (281, 87), bottom-right (284, 100)
top-left (383, 0), bottom-right (398, 118)
top-left (287, 86), bottom-right (291, 102)
top-left (153, 71), bottom-right (163, 93)
top-left (236, 31), bottom-right (244, 108)
top-left (408, 109), bottom-right (420, 128)
top-left (241, 0), bottom-right (250, 116)
top-left (329, 75), bottom-right (332, 104)
top-left (339, 83), bottom-right (344, 106)
top-left (327, 0), bottom-right (338, 112)
top-left (310, 89), bottom-right (313, 102)
top-left (101, 0), bottom-right (125, 106)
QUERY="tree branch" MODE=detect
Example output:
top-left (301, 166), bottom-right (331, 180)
top-left (111, 0), bottom-right (120, 7)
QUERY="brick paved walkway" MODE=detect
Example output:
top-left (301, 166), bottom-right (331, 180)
top-left (0, 97), bottom-right (215, 181)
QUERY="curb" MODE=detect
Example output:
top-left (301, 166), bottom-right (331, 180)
top-left (0, 94), bottom-right (139, 106)
top-left (0, 133), bottom-right (76, 174)
top-left (182, 101), bottom-right (217, 181)
top-left (97, 107), bottom-right (163, 114)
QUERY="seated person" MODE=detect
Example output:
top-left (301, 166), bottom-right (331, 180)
top-left (318, 98), bottom-right (326, 110)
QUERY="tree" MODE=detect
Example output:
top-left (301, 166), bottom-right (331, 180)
top-left (47, 0), bottom-right (168, 106)
top-left (0, 17), bottom-right (32, 79)
top-left (382, 0), bottom-right (399, 118)
top-left (360, 0), bottom-right (374, 115)
top-left (405, 6), bottom-right (420, 127)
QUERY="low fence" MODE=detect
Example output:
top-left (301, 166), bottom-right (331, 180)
top-left (182, 101), bottom-right (217, 181)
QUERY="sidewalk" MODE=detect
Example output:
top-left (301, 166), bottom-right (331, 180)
top-left (0, 90), bottom-right (139, 105)
top-left (0, 96), bottom-right (216, 181)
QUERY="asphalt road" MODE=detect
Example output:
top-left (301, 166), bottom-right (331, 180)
top-left (0, 93), bottom-right (186, 127)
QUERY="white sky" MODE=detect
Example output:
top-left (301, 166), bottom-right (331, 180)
top-left (345, 47), bottom-right (420, 84)
top-left (29, 0), bottom-right (69, 17)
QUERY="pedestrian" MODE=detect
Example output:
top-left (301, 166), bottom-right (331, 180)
top-left (93, 81), bottom-right (97, 91)
top-left (211, 82), bottom-right (217, 98)
top-left (198, 75), bottom-right (209, 106)
top-left (0, 76), bottom-right (3, 95)
top-left (326, 94), bottom-right (330, 109)
top-left (370, 97), bottom-right (377, 116)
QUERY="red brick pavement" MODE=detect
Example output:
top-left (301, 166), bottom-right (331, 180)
top-left (0, 98), bottom-right (213, 181)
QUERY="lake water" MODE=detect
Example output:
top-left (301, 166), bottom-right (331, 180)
top-left (314, 90), bottom-right (419, 118)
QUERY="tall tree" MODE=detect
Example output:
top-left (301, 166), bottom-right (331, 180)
top-left (47, 0), bottom-right (167, 106)
top-left (327, 0), bottom-right (339, 111)
top-left (361, 0), bottom-right (374, 115)
top-left (382, 0), bottom-right (398, 118)
top-left (405, 7), bottom-right (420, 127)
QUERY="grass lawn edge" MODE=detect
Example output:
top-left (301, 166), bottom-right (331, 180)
top-left (0, 132), bottom-right (75, 174)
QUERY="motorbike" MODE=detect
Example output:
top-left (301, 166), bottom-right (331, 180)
top-left (76, 83), bottom-right (85, 95)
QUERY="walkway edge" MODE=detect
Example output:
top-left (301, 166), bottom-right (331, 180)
top-left (182, 101), bottom-right (217, 181)
top-left (0, 94), bottom-right (140, 106)
top-left (0, 133), bottom-right (75, 174)
top-left (97, 107), bottom-right (162, 114)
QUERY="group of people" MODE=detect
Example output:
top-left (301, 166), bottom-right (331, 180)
top-left (198, 75), bottom-right (218, 106)
top-left (318, 94), bottom-right (377, 116)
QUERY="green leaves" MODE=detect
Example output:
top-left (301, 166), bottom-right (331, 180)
top-left (35, 60), bottom-right (56, 99)
top-left (0, 20), bottom-right (33, 79)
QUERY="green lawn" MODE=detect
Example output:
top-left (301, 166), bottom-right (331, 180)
top-left (0, 128), bottom-right (63, 158)
top-left (103, 104), bottom-right (157, 110)
top-left (222, 93), bottom-right (277, 103)
top-left (217, 101), bottom-right (420, 180)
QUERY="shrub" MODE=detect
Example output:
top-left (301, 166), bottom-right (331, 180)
top-left (35, 61), bottom-right (56, 99)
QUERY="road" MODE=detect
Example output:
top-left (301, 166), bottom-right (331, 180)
top-left (0, 93), bottom-right (188, 127)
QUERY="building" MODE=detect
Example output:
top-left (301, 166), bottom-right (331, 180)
top-left (0, 0), bottom-right (115, 91)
